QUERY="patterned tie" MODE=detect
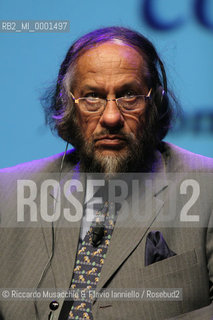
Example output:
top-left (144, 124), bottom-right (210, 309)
top-left (68, 201), bottom-right (115, 320)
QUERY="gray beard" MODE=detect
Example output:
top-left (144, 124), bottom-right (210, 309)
top-left (92, 154), bottom-right (130, 173)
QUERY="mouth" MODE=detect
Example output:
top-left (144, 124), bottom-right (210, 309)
top-left (94, 135), bottom-right (127, 149)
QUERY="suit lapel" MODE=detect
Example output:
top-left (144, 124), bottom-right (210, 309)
top-left (40, 166), bottom-right (86, 288)
top-left (96, 191), bottom-right (166, 291)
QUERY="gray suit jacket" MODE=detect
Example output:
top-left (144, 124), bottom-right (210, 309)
top-left (0, 142), bottom-right (213, 320)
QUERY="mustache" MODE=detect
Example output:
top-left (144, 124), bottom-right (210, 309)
top-left (92, 129), bottom-right (135, 142)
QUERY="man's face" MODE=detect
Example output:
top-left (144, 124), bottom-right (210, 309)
top-left (72, 41), bottom-right (150, 173)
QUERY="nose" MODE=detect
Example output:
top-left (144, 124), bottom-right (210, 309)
top-left (99, 99), bottom-right (124, 129)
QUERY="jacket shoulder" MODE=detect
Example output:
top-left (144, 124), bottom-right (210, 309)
top-left (162, 142), bottom-right (213, 172)
top-left (0, 148), bottom-right (78, 174)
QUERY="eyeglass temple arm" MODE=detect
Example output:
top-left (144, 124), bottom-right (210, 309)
top-left (69, 92), bottom-right (80, 104)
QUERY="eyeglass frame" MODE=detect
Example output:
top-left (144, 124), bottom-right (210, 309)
top-left (69, 89), bottom-right (152, 114)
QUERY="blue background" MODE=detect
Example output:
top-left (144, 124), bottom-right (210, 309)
top-left (0, 0), bottom-right (213, 168)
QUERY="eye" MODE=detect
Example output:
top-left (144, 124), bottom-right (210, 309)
top-left (122, 90), bottom-right (136, 98)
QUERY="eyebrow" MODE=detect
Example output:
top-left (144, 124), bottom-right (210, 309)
top-left (79, 81), bottom-right (145, 94)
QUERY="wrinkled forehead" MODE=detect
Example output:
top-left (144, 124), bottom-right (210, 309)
top-left (74, 41), bottom-right (148, 81)
top-left (78, 40), bottom-right (144, 66)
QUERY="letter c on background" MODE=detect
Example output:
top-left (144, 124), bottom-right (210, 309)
top-left (142, 0), bottom-right (184, 31)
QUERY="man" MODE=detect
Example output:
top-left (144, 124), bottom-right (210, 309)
top-left (0, 27), bottom-right (213, 320)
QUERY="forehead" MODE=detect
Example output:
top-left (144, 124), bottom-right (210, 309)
top-left (73, 42), bottom-right (147, 90)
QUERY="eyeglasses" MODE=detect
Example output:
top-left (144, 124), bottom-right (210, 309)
top-left (69, 89), bottom-right (152, 114)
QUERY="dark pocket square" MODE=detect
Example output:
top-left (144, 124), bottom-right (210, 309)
top-left (145, 231), bottom-right (176, 266)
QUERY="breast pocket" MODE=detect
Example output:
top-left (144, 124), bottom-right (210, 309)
top-left (110, 247), bottom-right (205, 288)
top-left (142, 248), bottom-right (198, 281)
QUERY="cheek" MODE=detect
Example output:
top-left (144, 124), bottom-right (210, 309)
top-left (76, 112), bottom-right (99, 139)
top-left (124, 113), bottom-right (145, 137)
